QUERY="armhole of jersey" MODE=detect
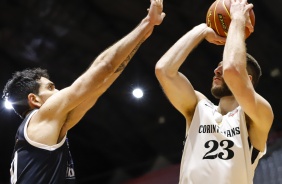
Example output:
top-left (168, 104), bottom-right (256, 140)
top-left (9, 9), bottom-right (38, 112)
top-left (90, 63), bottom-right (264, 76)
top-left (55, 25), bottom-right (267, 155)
top-left (249, 144), bottom-right (266, 172)
top-left (10, 151), bottom-right (18, 184)
top-left (23, 110), bottom-right (66, 151)
top-left (243, 107), bottom-right (267, 165)
top-left (186, 99), bottom-right (209, 137)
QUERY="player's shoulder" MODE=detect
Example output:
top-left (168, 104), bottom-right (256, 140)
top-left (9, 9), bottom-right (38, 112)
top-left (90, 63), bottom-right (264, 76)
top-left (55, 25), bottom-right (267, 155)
top-left (195, 90), bottom-right (208, 101)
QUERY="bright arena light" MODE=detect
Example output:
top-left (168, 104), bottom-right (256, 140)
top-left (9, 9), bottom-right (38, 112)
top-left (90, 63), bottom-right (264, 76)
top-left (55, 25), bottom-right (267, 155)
top-left (4, 100), bottom-right (13, 110)
top-left (132, 88), bottom-right (143, 99)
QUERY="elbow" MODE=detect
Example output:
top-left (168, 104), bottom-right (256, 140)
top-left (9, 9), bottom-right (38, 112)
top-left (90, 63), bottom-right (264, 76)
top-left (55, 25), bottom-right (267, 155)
top-left (96, 50), bottom-right (119, 74)
top-left (155, 62), bottom-right (178, 83)
top-left (104, 62), bottom-right (116, 74)
top-left (155, 62), bottom-right (164, 78)
top-left (155, 62), bottom-right (171, 81)
top-left (96, 58), bottom-right (116, 74)
top-left (222, 65), bottom-right (240, 81)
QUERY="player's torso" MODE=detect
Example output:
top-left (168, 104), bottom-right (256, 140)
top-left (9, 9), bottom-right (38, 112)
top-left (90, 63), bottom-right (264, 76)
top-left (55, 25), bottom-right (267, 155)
top-left (179, 99), bottom-right (252, 184)
top-left (10, 110), bottom-right (76, 184)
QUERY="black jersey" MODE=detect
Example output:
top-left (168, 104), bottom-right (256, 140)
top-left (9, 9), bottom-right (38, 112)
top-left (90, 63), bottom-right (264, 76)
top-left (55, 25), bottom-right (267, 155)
top-left (10, 110), bottom-right (76, 184)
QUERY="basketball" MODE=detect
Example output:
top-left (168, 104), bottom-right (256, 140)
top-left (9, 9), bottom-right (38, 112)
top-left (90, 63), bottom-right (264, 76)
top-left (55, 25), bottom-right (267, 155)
top-left (206, 0), bottom-right (255, 39)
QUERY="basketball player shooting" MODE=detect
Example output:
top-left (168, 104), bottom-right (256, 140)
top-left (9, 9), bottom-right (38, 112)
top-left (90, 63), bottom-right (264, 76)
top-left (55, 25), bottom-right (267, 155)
top-left (3, 0), bottom-right (165, 183)
top-left (155, 0), bottom-right (273, 183)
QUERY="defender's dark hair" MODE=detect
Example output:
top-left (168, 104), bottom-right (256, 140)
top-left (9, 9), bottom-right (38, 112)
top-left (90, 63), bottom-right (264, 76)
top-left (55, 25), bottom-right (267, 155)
top-left (246, 53), bottom-right (262, 88)
top-left (2, 68), bottom-right (49, 119)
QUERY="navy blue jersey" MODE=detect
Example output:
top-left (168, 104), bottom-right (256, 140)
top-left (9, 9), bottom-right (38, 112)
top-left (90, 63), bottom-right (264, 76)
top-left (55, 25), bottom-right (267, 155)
top-left (10, 110), bottom-right (76, 184)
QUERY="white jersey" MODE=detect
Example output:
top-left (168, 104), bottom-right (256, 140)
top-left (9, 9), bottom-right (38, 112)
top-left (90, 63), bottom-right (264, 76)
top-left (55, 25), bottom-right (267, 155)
top-left (179, 99), bottom-right (265, 184)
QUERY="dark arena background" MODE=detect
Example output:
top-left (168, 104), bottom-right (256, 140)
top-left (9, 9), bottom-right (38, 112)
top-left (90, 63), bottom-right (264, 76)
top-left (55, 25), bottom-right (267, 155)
top-left (1, 0), bottom-right (282, 183)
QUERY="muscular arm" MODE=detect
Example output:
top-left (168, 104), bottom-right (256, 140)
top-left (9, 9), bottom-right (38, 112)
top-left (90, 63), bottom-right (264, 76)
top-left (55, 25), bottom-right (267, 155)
top-left (155, 24), bottom-right (225, 125)
top-left (59, 40), bottom-right (145, 137)
top-left (30, 0), bottom-right (165, 145)
top-left (222, 0), bottom-right (273, 151)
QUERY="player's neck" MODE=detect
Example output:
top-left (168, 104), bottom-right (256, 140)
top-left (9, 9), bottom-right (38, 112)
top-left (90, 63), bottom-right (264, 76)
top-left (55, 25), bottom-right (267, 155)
top-left (217, 96), bottom-right (238, 115)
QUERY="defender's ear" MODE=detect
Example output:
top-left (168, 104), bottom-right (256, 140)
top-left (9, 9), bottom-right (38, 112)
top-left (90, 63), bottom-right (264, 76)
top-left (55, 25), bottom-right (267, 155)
top-left (248, 75), bottom-right (255, 86)
top-left (27, 93), bottom-right (42, 108)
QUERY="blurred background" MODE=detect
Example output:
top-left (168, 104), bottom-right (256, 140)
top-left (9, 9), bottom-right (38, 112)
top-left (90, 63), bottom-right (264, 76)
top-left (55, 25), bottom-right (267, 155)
top-left (0, 0), bottom-right (282, 183)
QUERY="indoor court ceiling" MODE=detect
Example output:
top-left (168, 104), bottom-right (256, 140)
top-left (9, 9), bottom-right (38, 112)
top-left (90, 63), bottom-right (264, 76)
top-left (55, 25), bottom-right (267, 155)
top-left (0, 0), bottom-right (282, 183)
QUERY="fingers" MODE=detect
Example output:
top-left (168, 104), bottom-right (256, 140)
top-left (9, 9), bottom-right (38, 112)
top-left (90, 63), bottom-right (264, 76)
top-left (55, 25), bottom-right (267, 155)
top-left (216, 42), bottom-right (225, 46)
top-left (241, 0), bottom-right (247, 5)
top-left (209, 40), bottom-right (225, 46)
top-left (217, 39), bottom-right (226, 45)
top-left (215, 35), bottom-right (226, 45)
top-left (230, 0), bottom-right (254, 19)
top-left (231, 0), bottom-right (250, 5)
top-left (156, 0), bottom-right (163, 4)
top-left (246, 3), bottom-right (254, 33)
top-left (246, 17), bottom-right (254, 33)
top-left (146, 0), bottom-right (165, 26)
top-left (231, 0), bottom-right (247, 4)
top-left (154, 0), bottom-right (163, 7)
top-left (246, 3), bottom-right (253, 11)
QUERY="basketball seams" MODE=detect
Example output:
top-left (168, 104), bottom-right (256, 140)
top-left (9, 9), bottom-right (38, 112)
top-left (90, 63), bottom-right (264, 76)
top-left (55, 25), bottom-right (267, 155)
top-left (213, 0), bottom-right (221, 35)
top-left (206, 0), bottom-right (254, 38)
top-left (223, 0), bottom-right (231, 18)
top-left (222, 0), bottom-right (231, 36)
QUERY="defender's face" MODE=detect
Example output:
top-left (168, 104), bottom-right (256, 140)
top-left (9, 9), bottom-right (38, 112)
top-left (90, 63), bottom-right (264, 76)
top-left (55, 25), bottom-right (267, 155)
top-left (211, 62), bottom-right (232, 99)
top-left (37, 77), bottom-right (58, 104)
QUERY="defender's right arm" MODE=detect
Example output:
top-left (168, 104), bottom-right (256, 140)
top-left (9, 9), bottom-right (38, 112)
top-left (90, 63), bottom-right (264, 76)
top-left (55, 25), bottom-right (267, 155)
top-left (30, 0), bottom-right (166, 145)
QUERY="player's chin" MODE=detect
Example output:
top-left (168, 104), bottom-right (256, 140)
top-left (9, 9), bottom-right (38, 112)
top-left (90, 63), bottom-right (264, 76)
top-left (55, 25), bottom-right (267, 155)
top-left (213, 80), bottom-right (222, 87)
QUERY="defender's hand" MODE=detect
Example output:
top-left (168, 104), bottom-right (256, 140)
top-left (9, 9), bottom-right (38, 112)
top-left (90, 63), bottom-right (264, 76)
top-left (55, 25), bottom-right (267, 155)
top-left (147, 0), bottom-right (166, 26)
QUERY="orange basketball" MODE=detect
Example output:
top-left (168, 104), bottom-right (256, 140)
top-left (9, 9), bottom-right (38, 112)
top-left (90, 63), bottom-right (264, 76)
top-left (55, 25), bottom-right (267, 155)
top-left (206, 0), bottom-right (255, 39)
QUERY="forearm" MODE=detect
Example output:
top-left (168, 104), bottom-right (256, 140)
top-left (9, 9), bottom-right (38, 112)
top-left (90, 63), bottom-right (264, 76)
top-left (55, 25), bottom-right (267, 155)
top-left (75, 18), bottom-right (154, 95)
top-left (115, 39), bottom-right (145, 73)
top-left (77, 0), bottom-right (164, 92)
top-left (223, 17), bottom-right (247, 70)
top-left (61, 39), bottom-right (141, 131)
top-left (156, 23), bottom-right (207, 76)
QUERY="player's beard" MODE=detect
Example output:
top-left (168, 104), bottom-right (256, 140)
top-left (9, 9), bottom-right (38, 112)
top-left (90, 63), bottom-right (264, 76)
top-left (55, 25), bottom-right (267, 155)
top-left (211, 79), bottom-right (233, 99)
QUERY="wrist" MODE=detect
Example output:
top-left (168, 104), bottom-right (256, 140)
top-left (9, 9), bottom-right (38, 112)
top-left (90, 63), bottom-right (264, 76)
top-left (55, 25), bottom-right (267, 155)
top-left (195, 23), bottom-right (209, 37)
top-left (198, 23), bottom-right (208, 29)
top-left (134, 17), bottom-right (154, 40)
top-left (231, 15), bottom-right (246, 25)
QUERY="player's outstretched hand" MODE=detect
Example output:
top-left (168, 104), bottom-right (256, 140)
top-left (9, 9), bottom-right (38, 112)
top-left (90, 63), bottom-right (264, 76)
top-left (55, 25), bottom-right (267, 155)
top-left (230, 0), bottom-right (254, 34)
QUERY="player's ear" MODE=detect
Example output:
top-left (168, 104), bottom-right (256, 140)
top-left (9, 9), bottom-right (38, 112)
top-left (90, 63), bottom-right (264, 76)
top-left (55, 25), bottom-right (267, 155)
top-left (248, 75), bottom-right (253, 84)
top-left (27, 93), bottom-right (42, 108)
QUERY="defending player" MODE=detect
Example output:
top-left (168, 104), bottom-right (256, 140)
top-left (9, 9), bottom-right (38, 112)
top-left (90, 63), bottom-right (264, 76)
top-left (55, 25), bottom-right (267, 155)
top-left (3, 0), bottom-right (165, 183)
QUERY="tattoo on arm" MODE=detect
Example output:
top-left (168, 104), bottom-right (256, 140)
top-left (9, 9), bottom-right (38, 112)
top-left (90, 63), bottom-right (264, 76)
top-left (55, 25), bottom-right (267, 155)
top-left (115, 40), bottom-right (144, 73)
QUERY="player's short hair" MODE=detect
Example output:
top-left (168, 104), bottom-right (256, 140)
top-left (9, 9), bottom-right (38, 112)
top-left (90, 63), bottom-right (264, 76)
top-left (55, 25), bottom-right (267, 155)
top-left (3, 68), bottom-right (49, 118)
top-left (246, 53), bottom-right (262, 88)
